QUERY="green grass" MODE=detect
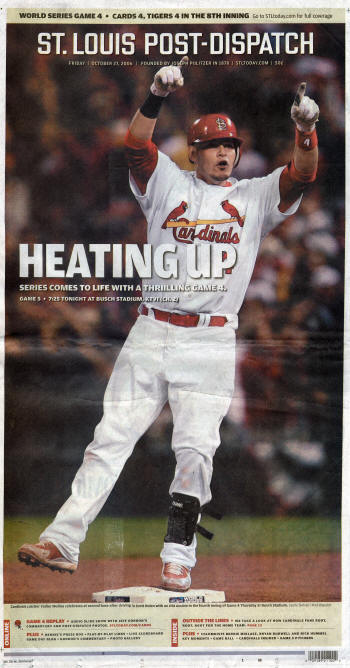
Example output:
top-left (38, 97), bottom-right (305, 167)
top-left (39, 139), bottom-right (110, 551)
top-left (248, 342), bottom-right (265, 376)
top-left (5, 516), bottom-right (341, 563)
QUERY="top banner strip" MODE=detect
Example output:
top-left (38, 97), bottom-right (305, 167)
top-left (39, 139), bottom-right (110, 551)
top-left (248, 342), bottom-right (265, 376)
top-left (6, 7), bottom-right (346, 24)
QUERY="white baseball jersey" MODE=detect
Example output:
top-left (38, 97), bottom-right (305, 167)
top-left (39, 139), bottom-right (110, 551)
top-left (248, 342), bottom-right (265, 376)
top-left (130, 151), bottom-right (301, 319)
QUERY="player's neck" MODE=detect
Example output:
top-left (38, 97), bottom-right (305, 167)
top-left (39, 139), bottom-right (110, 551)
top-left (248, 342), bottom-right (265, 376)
top-left (196, 172), bottom-right (231, 187)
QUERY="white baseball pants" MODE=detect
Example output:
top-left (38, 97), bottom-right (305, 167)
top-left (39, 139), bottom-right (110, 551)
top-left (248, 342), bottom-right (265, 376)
top-left (41, 313), bottom-right (236, 568)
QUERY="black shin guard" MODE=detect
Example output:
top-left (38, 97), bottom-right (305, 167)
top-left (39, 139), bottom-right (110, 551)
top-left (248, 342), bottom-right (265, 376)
top-left (164, 493), bottom-right (200, 546)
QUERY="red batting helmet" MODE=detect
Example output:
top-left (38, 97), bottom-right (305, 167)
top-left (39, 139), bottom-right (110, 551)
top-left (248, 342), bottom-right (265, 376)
top-left (187, 113), bottom-right (242, 167)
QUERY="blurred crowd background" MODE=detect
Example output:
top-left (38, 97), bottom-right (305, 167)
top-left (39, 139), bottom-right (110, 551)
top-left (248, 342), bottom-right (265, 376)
top-left (5, 23), bottom-right (344, 518)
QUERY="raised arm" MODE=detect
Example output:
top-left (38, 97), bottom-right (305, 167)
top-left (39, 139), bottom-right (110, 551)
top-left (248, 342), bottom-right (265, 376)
top-left (125, 63), bottom-right (186, 193)
top-left (279, 82), bottom-right (319, 211)
top-left (128, 62), bottom-right (186, 140)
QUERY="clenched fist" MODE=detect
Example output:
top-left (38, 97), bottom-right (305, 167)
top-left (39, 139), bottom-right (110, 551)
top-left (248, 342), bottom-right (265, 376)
top-left (151, 57), bottom-right (189, 97)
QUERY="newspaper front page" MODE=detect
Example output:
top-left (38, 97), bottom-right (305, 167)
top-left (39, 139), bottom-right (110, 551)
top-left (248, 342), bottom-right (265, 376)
top-left (2, 3), bottom-right (348, 666)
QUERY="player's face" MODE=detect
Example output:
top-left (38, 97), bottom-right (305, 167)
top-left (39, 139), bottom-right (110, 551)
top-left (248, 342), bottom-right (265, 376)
top-left (189, 139), bottom-right (237, 185)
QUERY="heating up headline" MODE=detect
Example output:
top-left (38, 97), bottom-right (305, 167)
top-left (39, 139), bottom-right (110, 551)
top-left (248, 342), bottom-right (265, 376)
top-left (19, 243), bottom-right (237, 278)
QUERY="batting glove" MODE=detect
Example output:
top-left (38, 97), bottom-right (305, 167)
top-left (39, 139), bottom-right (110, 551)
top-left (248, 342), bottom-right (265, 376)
top-left (151, 64), bottom-right (184, 97)
top-left (291, 82), bottom-right (319, 132)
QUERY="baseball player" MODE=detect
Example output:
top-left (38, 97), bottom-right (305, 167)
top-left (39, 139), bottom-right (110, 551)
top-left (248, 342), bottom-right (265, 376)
top-left (18, 63), bottom-right (319, 592)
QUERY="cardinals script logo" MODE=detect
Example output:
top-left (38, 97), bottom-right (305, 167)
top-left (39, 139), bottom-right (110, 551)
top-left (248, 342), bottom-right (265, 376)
top-left (162, 199), bottom-right (245, 244)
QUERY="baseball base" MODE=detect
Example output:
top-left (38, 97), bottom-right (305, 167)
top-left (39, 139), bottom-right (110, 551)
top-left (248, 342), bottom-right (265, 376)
top-left (92, 586), bottom-right (225, 603)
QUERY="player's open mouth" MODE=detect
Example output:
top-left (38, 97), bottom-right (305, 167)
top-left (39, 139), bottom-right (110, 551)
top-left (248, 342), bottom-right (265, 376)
top-left (217, 160), bottom-right (229, 168)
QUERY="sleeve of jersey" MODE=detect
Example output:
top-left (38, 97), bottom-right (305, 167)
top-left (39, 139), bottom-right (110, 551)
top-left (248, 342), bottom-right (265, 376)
top-left (279, 159), bottom-right (317, 212)
top-left (258, 166), bottom-right (303, 239)
top-left (124, 130), bottom-right (158, 196)
top-left (125, 131), bottom-right (183, 231)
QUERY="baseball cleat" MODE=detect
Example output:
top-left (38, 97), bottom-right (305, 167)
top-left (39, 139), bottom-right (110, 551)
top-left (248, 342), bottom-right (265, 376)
top-left (17, 541), bottom-right (77, 574)
top-left (161, 562), bottom-right (191, 591)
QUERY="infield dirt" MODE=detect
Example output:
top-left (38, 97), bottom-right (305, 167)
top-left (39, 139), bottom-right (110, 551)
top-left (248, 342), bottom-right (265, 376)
top-left (5, 552), bottom-right (340, 603)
